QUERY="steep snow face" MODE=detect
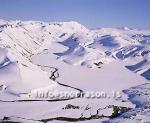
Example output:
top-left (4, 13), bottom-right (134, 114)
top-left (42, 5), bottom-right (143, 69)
top-left (0, 20), bottom-right (149, 93)
top-left (0, 20), bottom-right (90, 95)
top-left (0, 20), bottom-right (149, 67)
top-left (0, 48), bottom-right (21, 89)
top-left (0, 47), bottom-right (56, 94)
top-left (0, 20), bottom-right (149, 87)
top-left (0, 20), bottom-right (94, 101)
top-left (0, 20), bottom-right (150, 123)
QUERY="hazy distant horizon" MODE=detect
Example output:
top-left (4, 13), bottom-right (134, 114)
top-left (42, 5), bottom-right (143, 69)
top-left (1, 18), bottom-right (150, 30)
top-left (0, 0), bottom-right (150, 29)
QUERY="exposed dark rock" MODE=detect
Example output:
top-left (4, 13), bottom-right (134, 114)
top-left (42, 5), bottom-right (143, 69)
top-left (62, 104), bottom-right (80, 110)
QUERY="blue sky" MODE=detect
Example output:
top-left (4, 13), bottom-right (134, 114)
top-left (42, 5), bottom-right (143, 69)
top-left (0, 0), bottom-right (150, 29)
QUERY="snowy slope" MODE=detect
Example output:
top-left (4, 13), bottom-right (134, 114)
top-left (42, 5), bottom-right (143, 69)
top-left (0, 20), bottom-right (150, 123)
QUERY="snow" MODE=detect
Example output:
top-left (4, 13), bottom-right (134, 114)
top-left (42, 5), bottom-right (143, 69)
top-left (31, 52), bottom-right (147, 92)
top-left (0, 20), bottom-right (150, 123)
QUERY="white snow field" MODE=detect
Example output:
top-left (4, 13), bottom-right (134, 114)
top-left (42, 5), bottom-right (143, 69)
top-left (0, 20), bottom-right (150, 123)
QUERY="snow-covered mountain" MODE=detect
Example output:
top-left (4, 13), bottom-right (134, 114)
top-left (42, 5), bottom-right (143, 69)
top-left (0, 20), bottom-right (150, 123)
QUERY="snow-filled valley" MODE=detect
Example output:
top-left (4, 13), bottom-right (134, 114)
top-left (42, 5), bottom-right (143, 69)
top-left (0, 20), bottom-right (150, 123)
